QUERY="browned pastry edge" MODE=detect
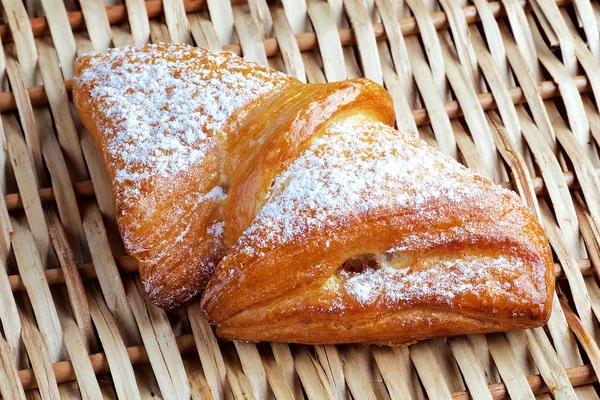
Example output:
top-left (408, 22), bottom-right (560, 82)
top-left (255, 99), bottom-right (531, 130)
top-left (214, 305), bottom-right (549, 345)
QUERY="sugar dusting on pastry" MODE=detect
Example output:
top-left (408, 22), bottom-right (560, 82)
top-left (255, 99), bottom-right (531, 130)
top-left (76, 44), bottom-right (289, 203)
top-left (340, 255), bottom-right (528, 307)
top-left (76, 44), bottom-right (552, 321)
top-left (75, 44), bottom-right (291, 308)
top-left (232, 115), bottom-right (540, 309)
top-left (240, 116), bottom-right (519, 251)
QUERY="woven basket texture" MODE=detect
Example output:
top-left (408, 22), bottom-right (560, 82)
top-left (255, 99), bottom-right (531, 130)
top-left (0, 0), bottom-right (598, 398)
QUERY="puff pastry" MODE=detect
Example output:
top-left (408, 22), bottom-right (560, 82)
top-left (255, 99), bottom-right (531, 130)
top-left (75, 44), bottom-right (554, 344)
top-left (74, 44), bottom-right (293, 308)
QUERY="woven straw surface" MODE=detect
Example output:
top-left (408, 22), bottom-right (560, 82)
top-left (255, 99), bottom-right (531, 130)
top-left (0, 0), bottom-right (598, 398)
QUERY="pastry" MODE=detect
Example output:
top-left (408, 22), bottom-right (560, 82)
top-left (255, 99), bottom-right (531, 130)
top-left (75, 44), bottom-right (554, 344)
top-left (201, 111), bottom-right (554, 344)
top-left (74, 44), bottom-right (292, 309)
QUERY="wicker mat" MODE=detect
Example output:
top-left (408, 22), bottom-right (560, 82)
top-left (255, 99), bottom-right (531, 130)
top-left (0, 0), bottom-right (598, 398)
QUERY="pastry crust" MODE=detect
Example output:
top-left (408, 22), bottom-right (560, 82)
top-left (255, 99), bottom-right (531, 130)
top-left (74, 44), bottom-right (292, 309)
top-left (75, 44), bottom-right (554, 344)
top-left (201, 114), bottom-right (554, 344)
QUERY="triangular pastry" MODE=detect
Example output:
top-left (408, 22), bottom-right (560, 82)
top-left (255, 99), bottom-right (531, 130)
top-left (202, 112), bottom-right (554, 344)
top-left (75, 44), bottom-right (554, 344)
top-left (74, 44), bottom-right (293, 308)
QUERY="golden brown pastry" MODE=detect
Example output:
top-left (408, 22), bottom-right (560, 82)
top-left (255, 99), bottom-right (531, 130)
top-left (75, 44), bottom-right (554, 344)
top-left (202, 109), bottom-right (554, 344)
top-left (74, 44), bottom-right (293, 308)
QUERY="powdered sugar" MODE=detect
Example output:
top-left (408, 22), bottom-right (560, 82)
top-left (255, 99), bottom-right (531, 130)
top-left (77, 44), bottom-right (289, 203)
top-left (208, 221), bottom-right (225, 239)
top-left (175, 223), bottom-right (191, 244)
top-left (238, 116), bottom-right (517, 252)
top-left (340, 255), bottom-right (527, 307)
top-left (199, 186), bottom-right (228, 203)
